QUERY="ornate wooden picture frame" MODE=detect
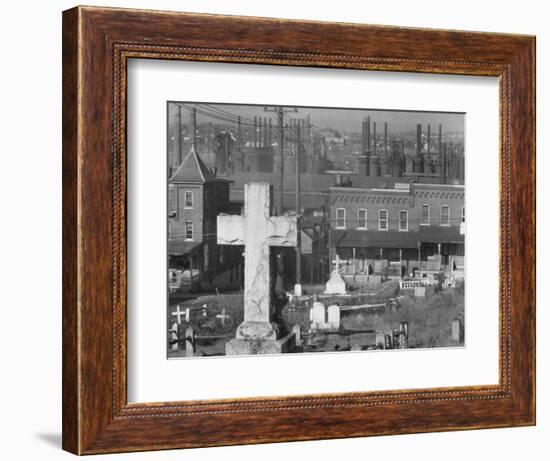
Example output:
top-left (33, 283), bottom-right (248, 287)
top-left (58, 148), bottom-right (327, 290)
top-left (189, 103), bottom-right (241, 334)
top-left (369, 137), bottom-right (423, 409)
top-left (62, 6), bottom-right (535, 455)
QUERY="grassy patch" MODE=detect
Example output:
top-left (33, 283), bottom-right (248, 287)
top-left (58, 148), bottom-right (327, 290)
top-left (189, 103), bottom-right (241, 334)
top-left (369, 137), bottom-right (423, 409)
top-left (364, 288), bottom-right (465, 348)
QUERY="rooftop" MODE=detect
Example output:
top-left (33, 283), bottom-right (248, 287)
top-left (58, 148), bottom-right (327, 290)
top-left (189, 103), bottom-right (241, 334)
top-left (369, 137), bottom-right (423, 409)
top-left (169, 146), bottom-right (231, 184)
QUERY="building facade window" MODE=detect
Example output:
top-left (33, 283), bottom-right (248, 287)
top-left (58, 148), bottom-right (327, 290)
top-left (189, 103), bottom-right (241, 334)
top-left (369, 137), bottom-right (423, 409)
top-left (440, 205), bottom-right (450, 226)
top-left (379, 209), bottom-right (388, 230)
top-left (462, 206), bottom-right (465, 222)
top-left (336, 208), bottom-right (346, 228)
top-left (421, 204), bottom-right (430, 225)
top-left (357, 209), bottom-right (367, 229)
top-left (399, 210), bottom-right (408, 231)
top-left (184, 191), bottom-right (193, 209)
top-left (185, 221), bottom-right (193, 240)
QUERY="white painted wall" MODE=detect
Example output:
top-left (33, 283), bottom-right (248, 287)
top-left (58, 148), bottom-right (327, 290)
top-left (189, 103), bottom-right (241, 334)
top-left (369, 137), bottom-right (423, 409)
top-left (0, 1), bottom-right (546, 460)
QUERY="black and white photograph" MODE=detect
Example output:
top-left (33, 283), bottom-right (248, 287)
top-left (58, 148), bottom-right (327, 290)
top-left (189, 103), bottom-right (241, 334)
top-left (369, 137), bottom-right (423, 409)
top-left (166, 102), bottom-right (465, 358)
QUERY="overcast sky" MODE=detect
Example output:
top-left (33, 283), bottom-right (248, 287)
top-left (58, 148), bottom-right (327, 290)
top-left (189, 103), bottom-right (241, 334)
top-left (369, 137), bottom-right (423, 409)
top-left (170, 102), bottom-right (465, 134)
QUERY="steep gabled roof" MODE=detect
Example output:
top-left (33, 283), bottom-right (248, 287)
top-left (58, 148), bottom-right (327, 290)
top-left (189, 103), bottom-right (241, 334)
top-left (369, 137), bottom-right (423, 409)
top-left (169, 146), bottom-right (217, 184)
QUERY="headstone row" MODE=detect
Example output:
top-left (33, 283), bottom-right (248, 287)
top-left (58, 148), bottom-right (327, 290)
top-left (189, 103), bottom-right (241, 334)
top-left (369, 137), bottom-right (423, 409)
top-left (310, 302), bottom-right (341, 331)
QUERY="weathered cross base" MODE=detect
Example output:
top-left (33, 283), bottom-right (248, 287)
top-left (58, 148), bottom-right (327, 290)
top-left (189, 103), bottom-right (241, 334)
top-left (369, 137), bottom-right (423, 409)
top-left (235, 320), bottom-right (277, 340)
top-left (226, 338), bottom-right (283, 355)
top-left (225, 320), bottom-right (278, 355)
top-left (226, 325), bottom-right (299, 356)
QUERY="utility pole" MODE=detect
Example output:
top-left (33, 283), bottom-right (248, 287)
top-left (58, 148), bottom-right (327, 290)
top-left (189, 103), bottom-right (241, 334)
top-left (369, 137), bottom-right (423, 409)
top-left (264, 106), bottom-right (298, 215)
top-left (224, 133), bottom-right (230, 173)
top-left (253, 116), bottom-right (258, 147)
top-left (296, 122), bottom-right (302, 287)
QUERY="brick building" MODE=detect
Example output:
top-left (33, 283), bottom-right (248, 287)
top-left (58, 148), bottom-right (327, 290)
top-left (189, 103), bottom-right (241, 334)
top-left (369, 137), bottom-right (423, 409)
top-left (168, 147), bottom-right (243, 291)
top-left (329, 182), bottom-right (465, 281)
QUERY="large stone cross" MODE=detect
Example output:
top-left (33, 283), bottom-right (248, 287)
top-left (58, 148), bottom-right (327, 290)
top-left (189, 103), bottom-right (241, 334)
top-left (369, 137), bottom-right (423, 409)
top-left (218, 183), bottom-right (297, 351)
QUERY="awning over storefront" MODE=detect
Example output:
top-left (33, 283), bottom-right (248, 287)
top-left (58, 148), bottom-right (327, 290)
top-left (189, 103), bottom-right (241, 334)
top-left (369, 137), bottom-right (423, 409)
top-left (331, 226), bottom-right (464, 249)
top-left (167, 239), bottom-right (202, 256)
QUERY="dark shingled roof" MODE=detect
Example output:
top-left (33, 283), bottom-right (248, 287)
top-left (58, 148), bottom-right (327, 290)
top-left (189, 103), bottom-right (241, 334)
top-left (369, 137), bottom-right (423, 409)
top-left (332, 226), bottom-right (464, 249)
top-left (168, 239), bottom-right (202, 255)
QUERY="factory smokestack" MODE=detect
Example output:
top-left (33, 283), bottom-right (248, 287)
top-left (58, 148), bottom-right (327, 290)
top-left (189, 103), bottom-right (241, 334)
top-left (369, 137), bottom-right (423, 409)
top-left (384, 122), bottom-right (388, 157)
top-left (373, 122), bottom-right (377, 155)
top-left (416, 123), bottom-right (422, 157)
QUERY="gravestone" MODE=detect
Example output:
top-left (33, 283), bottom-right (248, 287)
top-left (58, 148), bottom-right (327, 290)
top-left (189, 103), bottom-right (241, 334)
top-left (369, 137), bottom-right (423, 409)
top-left (325, 255), bottom-right (347, 294)
top-left (375, 330), bottom-right (386, 349)
top-left (310, 301), bottom-right (326, 329)
top-left (218, 183), bottom-right (297, 355)
top-left (384, 332), bottom-right (393, 349)
top-left (398, 321), bottom-right (409, 349)
top-left (216, 307), bottom-right (231, 326)
top-left (327, 304), bottom-right (341, 329)
top-left (325, 271), bottom-right (346, 294)
top-left (452, 318), bottom-right (464, 342)
top-left (169, 321), bottom-right (179, 351)
top-left (292, 324), bottom-right (302, 346)
top-left (185, 326), bottom-right (195, 357)
top-left (171, 304), bottom-right (186, 324)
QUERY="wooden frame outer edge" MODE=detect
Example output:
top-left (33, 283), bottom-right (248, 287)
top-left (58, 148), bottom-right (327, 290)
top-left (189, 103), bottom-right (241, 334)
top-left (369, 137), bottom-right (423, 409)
top-left (62, 6), bottom-right (536, 455)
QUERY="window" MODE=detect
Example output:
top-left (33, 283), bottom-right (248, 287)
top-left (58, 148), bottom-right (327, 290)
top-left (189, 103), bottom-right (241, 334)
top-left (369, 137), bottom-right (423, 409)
top-left (357, 209), bottom-right (367, 229)
top-left (440, 205), bottom-right (450, 226)
top-left (336, 208), bottom-right (346, 228)
top-left (184, 191), bottom-right (193, 209)
top-left (379, 209), bottom-right (388, 230)
top-left (399, 210), bottom-right (408, 231)
top-left (421, 204), bottom-right (430, 225)
top-left (462, 206), bottom-right (465, 222)
top-left (185, 221), bottom-right (193, 240)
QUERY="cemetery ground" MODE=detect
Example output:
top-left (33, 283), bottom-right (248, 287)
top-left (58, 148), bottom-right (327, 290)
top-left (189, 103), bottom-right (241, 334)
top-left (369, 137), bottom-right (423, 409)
top-left (167, 281), bottom-right (465, 358)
